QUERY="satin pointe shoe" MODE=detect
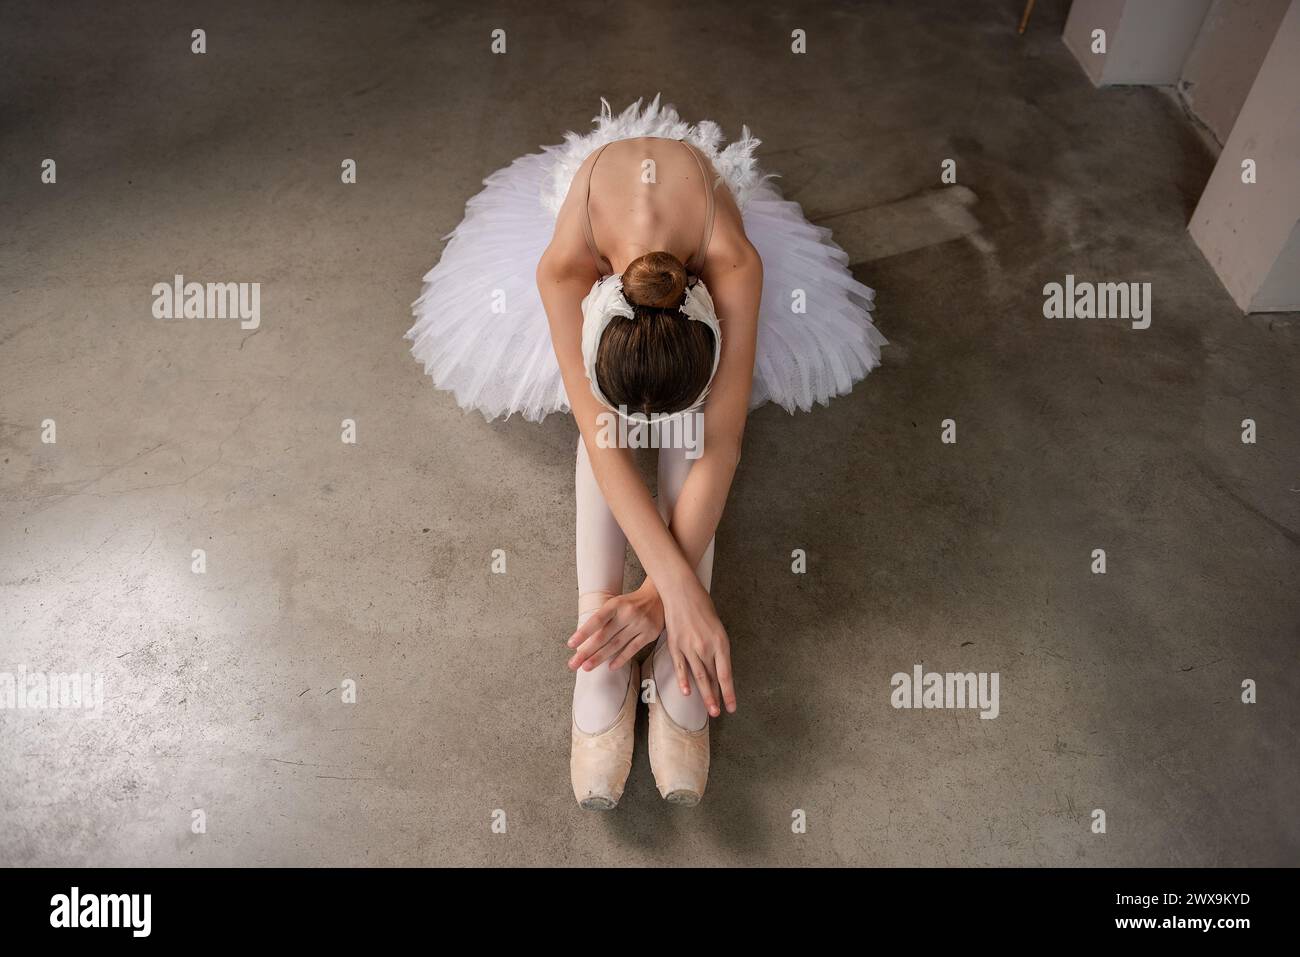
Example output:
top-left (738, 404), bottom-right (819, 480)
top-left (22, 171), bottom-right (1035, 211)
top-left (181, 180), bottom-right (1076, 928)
top-left (644, 647), bottom-right (709, 806)
top-left (570, 659), bottom-right (639, 810)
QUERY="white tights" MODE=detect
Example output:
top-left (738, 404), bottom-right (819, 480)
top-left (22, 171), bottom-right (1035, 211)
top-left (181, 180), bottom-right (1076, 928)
top-left (573, 438), bottom-right (714, 734)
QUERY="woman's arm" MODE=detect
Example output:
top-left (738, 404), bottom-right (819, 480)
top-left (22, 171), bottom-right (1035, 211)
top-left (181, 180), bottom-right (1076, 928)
top-left (660, 232), bottom-right (762, 572)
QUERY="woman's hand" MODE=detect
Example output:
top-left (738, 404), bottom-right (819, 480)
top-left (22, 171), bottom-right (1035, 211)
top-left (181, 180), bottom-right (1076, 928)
top-left (567, 582), bottom-right (665, 673)
top-left (657, 573), bottom-right (737, 718)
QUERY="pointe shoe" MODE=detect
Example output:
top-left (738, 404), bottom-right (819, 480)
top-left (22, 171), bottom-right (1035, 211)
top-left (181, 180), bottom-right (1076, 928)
top-left (644, 649), bottom-right (709, 806)
top-left (570, 659), bottom-right (639, 810)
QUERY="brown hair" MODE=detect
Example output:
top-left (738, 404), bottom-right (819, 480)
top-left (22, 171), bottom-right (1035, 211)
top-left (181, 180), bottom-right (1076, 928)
top-left (595, 252), bottom-right (715, 416)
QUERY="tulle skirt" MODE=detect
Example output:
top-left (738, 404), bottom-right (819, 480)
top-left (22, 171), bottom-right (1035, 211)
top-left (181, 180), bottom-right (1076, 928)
top-left (407, 96), bottom-right (885, 422)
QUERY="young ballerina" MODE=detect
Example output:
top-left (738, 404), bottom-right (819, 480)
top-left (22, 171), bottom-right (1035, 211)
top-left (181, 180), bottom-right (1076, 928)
top-left (408, 97), bottom-right (885, 809)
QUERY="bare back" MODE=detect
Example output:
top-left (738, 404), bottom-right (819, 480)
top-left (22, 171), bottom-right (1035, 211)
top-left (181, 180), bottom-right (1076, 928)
top-left (581, 137), bottom-right (742, 279)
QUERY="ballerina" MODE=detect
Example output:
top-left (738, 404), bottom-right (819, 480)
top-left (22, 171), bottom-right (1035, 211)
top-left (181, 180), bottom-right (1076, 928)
top-left (408, 96), bottom-right (885, 808)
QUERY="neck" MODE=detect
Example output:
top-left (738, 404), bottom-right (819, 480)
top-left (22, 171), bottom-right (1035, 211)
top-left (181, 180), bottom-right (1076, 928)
top-left (604, 243), bottom-right (653, 276)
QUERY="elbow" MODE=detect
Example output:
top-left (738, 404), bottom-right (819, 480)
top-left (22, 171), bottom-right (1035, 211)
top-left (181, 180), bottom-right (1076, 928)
top-left (739, 241), bottom-right (763, 284)
top-left (535, 252), bottom-right (554, 287)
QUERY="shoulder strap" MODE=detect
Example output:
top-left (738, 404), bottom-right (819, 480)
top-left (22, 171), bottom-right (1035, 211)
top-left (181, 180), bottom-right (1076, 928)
top-left (681, 140), bottom-right (716, 275)
top-left (580, 144), bottom-right (614, 276)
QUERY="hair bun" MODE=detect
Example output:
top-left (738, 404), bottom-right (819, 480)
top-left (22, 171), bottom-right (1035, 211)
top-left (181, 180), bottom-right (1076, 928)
top-left (622, 251), bottom-right (687, 309)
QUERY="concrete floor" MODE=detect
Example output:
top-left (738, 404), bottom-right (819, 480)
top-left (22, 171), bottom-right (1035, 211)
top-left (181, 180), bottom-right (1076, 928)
top-left (1, 0), bottom-right (1297, 867)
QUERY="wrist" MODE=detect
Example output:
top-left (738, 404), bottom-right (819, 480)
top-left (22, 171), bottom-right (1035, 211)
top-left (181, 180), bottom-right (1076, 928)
top-left (654, 561), bottom-right (695, 594)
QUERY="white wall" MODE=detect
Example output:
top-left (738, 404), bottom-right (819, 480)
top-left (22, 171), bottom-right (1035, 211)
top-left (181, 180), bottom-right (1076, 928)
top-left (1064, 0), bottom-right (1127, 85)
top-left (1065, 0), bottom-right (1211, 86)
top-left (1189, 0), bottom-right (1300, 312)
top-left (1178, 0), bottom-right (1291, 144)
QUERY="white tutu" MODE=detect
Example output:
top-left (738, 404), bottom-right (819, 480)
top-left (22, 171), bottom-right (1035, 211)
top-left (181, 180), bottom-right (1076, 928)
top-left (407, 96), bottom-right (885, 422)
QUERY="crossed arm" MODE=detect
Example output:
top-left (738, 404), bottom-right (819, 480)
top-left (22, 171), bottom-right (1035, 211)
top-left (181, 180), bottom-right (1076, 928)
top-left (536, 172), bottom-right (762, 715)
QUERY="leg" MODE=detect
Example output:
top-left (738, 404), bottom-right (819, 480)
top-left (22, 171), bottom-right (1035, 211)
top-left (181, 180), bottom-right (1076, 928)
top-left (572, 437), bottom-right (632, 733)
top-left (651, 443), bottom-right (714, 732)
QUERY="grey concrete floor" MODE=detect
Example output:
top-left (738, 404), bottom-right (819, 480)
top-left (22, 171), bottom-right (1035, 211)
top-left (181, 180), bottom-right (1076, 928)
top-left (1, 0), bottom-right (1297, 867)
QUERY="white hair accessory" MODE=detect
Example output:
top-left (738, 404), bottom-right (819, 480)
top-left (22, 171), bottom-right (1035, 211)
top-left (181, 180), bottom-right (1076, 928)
top-left (580, 274), bottom-right (722, 420)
